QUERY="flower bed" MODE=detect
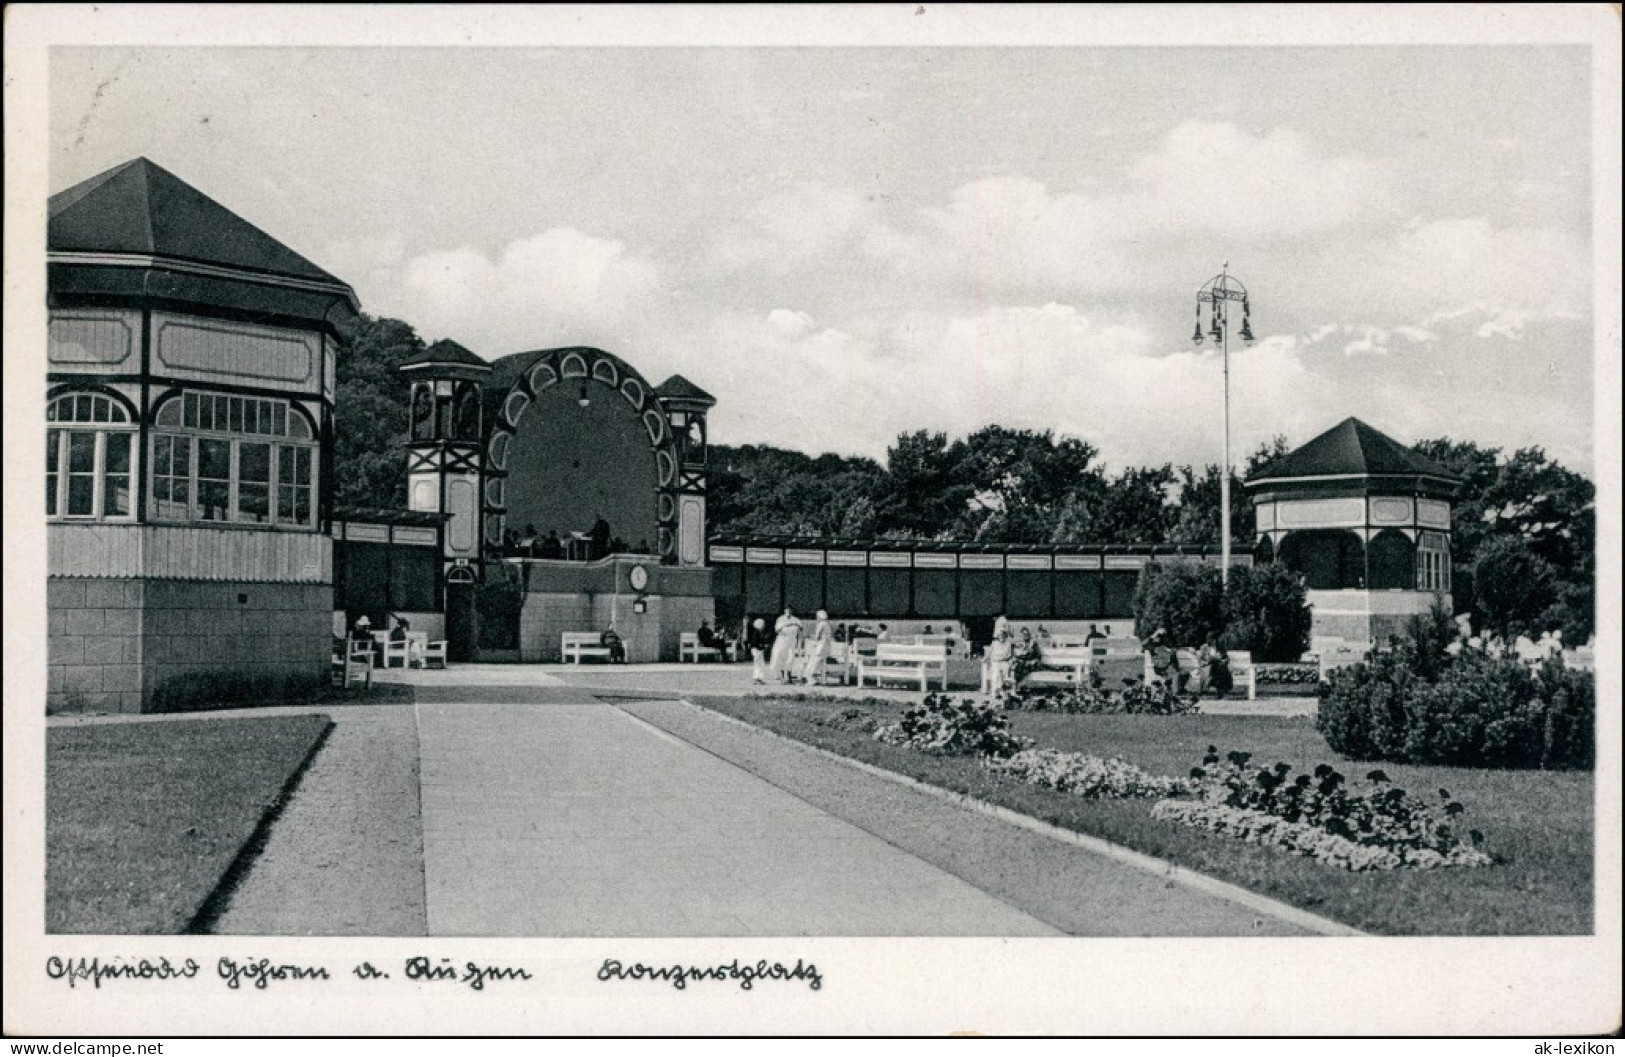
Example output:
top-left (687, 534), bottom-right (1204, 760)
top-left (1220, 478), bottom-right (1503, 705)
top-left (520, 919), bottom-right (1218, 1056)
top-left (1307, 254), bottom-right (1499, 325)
top-left (873, 694), bottom-right (1029, 758)
top-left (984, 748), bottom-right (1189, 799)
top-left (1253, 663), bottom-right (1320, 687)
top-left (1148, 800), bottom-right (1487, 871)
top-left (1002, 680), bottom-right (1196, 715)
top-left (1152, 747), bottom-right (1492, 871)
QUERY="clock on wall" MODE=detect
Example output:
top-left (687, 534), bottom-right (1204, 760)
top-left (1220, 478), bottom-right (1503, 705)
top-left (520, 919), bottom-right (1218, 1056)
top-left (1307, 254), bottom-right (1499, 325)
top-left (629, 564), bottom-right (649, 592)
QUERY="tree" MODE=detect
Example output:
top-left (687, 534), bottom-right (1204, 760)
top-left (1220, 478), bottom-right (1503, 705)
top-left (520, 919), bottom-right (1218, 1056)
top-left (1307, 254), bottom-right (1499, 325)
top-left (949, 426), bottom-right (1103, 542)
top-left (1471, 534), bottom-right (1559, 636)
top-left (1220, 562), bottom-right (1312, 663)
top-left (871, 430), bottom-right (976, 539)
top-left (330, 314), bottom-right (424, 509)
top-left (1132, 560), bottom-right (1224, 646)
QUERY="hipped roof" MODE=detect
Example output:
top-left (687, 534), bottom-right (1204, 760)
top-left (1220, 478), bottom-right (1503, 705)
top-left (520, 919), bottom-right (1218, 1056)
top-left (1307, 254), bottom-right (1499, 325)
top-left (49, 157), bottom-right (350, 289)
top-left (1247, 417), bottom-right (1461, 484)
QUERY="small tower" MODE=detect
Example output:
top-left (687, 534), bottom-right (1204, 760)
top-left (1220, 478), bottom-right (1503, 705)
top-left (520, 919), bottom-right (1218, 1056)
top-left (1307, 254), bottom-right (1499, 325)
top-left (399, 339), bottom-right (491, 583)
top-left (1244, 417), bottom-right (1463, 656)
top-left (654, 374), bottom-right (716, 568)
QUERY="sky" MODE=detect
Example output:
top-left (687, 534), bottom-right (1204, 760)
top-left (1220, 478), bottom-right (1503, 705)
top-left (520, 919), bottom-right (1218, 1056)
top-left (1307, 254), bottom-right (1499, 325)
top-left (47, 36), bottom-right (1601, 475)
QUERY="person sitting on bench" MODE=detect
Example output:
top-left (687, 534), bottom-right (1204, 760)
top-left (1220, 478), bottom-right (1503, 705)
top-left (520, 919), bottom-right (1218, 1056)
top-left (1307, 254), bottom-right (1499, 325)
top-left (601, 624), bottom-right (626, 663)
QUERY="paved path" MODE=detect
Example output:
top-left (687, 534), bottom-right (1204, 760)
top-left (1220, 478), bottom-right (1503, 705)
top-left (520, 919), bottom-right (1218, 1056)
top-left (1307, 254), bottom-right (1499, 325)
top-left (216, 671), bottom-right (1319, 936)
top-left (416, 701), bottom-right (1054, 936)
top-left (214, 704), bottom-right (427, 935)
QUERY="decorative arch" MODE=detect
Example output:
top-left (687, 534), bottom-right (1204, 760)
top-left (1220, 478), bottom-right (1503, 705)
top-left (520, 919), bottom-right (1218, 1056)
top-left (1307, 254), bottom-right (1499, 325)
top-left (1278, 529), bottom-right (1366, 591)
top-left (1367, 528), bottom-right (1416, 590)
top-left (483, 348), bottom-right (681, 562)
top-left (47, 384), bottom-right (138, 424)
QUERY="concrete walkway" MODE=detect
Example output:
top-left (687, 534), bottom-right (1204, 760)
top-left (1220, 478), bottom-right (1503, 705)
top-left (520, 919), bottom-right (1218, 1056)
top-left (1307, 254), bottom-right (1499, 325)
top-left (214, 668), bottom-right (1322, 936)
top-left (416, 701), bottom-right (1054, 936)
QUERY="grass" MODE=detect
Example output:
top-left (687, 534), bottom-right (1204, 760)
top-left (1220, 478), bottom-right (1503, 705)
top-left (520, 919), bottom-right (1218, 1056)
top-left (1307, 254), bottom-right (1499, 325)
top-left (47, 714), bottom-right (333, 933)
top-left (687, 693), bottom-right (1593, 936)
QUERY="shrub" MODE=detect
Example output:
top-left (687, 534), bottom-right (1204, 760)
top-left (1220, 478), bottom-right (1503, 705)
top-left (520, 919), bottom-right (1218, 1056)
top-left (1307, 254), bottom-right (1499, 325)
top-left (1220, 562), bottom-right (1312, 663)
top-left (1154, 747), bottom-right (1493, 870)
top-left (873, 694), bottom-right (1029, 758)
top-left (985, 749), bottom-right (1189, 799)
top-left (1132, 560), bottom-right (1223, 646)
top-left (1318, 650), bottom-right (1593, 770)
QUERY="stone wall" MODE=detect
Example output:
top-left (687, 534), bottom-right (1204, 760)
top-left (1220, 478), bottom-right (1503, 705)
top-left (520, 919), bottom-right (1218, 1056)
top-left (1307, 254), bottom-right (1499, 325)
top-left (47, 577), bottom-right (332, 714)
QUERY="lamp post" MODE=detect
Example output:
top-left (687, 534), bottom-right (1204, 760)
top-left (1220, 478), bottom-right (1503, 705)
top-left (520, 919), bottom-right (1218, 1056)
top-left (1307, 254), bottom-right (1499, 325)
top-left (1192, 265), bottom-right (1255, 586)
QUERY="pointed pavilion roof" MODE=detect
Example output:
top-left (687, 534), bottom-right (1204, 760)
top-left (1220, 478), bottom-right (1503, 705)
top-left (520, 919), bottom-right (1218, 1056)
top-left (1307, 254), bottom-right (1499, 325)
top-left (49, 157), bottom-right (349, 289)
top-left (1247, 417), bottom-right (1461, 484)
top-left (401, 338), bottom-right (489, 371)
top-left (654, 373), bottom-right (715, 406)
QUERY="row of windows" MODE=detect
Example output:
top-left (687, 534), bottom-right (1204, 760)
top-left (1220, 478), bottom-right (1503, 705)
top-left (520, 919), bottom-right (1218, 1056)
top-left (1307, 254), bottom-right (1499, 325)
top-left (46, 390), bottom-right (318, 527)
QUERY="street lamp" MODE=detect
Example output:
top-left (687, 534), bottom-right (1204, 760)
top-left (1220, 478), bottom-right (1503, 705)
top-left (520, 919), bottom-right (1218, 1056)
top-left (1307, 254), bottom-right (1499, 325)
top-left (1192, 265), bottom-right (1255, 585)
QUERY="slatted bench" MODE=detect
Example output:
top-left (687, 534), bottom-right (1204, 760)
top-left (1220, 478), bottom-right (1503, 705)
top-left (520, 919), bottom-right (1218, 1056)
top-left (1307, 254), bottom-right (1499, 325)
top-left (331, 638), bottom-right (373, 689)
top-left (680, 632), bottom-right (724, 663)
top-left (407, 631), bottom-right (448, 669)
top-left (562, 632), bottom-right (612, 663)
top-left (1026, 644), bottom-right (1095, 686)
top-left (856, 643), bottom-right (948, 692)
top-left (793, 642), bottom-right (855, 685)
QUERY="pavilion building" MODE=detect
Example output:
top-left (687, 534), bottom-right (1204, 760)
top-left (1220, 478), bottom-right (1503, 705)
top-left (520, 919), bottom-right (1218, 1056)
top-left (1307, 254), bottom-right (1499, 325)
top-left (46, 158), bottom-right (357, 712)
top-left (1243, 417), bottom-right (1463, 656)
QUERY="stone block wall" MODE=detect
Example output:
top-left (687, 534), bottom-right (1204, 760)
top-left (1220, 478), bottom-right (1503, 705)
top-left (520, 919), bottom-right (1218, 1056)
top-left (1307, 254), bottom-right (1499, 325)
top-left (47, 577), bottom-right (332, 714)
top-left (48, 578), bottom-right (147, 714)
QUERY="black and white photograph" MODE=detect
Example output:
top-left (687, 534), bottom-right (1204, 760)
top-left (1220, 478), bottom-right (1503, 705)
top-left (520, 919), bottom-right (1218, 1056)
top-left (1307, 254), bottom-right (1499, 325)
top-left (4, 3), bottom-right (1620, 1039)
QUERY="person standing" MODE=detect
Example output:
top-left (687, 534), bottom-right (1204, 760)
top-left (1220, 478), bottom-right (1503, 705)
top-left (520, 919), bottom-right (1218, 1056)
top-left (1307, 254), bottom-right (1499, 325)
top-left (747, 618), bottom-right (772, 684)
top-left (802, 610), bottom-right (833, 686)
top-left (770, 608), bottom-right (802, 683)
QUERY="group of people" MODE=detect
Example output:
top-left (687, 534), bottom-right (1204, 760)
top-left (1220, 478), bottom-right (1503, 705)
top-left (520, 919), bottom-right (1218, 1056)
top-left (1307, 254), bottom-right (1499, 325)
top-left (740, 608), bottom-right (837, 686)
top-left (503, 515), bottom-right (652, 561)
top-left (1145, 628), bottom-right (1234, 697)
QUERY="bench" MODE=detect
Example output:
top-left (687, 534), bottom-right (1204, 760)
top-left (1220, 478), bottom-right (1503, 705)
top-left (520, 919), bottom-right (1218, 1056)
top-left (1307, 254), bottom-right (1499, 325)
top-left (794, 642), bottom-right (855, 685)
top-left (378, 633), bottom-right (413, 670)
top-left (856, 643), bottom-right (948, 692)
top-left (679, 632), bottom-right (727, 663)
top-left (406, 631), bottom-right (448, 669)
top-left (331, 638), bottom-right (373, 689)
top-left (562, 631), bottom-right (613, 663)
top-left (1027, 644), bottom-right (1095, 685)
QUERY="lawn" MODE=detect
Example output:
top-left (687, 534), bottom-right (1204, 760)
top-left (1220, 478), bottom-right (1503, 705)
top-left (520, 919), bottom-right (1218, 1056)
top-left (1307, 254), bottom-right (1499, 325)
top-left (687, 693), bottom-right (1593, 936)
top-left (47, 714), bottom-right (333, 933)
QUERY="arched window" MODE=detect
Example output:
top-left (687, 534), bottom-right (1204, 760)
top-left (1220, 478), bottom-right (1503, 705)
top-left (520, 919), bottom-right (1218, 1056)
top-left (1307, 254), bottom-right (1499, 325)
top-left (148, 391), bottom-right (318, 528)
top-left (46, 391), bottom-right (136, 520)
top-left (1367, 529), bottom-right (1417, 590)
top-left (411, 385), bottom-right (435, 441)
top-left (454, 383), bottom-right (481, 440)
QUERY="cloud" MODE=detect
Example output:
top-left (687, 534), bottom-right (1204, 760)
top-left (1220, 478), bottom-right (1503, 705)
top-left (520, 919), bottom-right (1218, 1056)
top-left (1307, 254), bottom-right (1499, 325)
top-left (707, 183), bottom-right (877, 275)
top-left (366, 227), bottom-right (666, 355)
top-left (1130, 121), bottom-right (1389, 238)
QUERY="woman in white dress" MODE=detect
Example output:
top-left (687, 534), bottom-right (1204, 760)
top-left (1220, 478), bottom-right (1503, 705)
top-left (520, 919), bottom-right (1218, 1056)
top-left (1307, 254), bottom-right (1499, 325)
top-left (770, 608), bottom-right (802, 683)
top-left (802, 610), bottom-right (833, 685)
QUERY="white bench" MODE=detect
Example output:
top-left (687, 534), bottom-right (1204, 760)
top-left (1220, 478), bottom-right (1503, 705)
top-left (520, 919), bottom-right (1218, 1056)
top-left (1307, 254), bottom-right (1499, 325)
top-left (680, 632), bottom-right (725, 663)
top-left (1182, 648), bottom-right (1258, 699)
top-left (1028, 644), bottom-right (1094, 685)
top-left (856, 643), bottom-right (948, 692)
top-left (407, 631), bottom-right (448, 669)
top-left (562, 631), bottom-right (612, 663)
top-left (794, 642), bottom-right (855, 685)
top-left (331, 638), bottom-right (373, 689)
top-left (377, 632), bottom-right (412, 669)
